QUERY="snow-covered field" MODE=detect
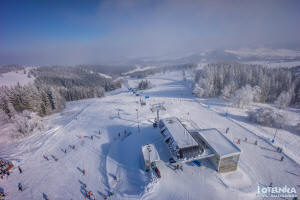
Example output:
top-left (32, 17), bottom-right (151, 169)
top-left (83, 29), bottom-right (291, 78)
top-left (1, 71), bottom-right (299, 199)
top-left (98, 73), bottom-right (112, 79)
top-left (122, 66), bottom-right (157, 76)
top-left (0, 69), bottom-right (34, 87)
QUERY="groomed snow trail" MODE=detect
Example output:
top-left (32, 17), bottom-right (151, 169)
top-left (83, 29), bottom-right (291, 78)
top-left (1, 71), bottom-right (299, 199)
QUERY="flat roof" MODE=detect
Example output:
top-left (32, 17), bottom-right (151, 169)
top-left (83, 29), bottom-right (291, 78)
top-left (161, 117), bottom-right (198, 149)
top-left (142, 144), bottom-right (160, 162)
top-left (194, 128), bottom-right (241, 157)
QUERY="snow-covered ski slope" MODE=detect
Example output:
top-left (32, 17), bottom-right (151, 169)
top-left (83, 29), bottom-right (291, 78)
top-left (1, 71), bottom-right (299, 200)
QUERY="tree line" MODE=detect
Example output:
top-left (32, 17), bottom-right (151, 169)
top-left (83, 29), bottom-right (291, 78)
top-left (193, 63), bottom-right (298, 107)
top-left (0, 65), bottom-right (124, 138)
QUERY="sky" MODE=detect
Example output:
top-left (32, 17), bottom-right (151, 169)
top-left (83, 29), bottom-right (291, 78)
top-left (1, 0), bottom-right (300, 65)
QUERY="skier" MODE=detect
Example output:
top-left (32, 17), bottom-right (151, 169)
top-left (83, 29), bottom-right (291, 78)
top-left (113, 175), bottom-right (119, 182)
top-left (43, 193), bottom-right (49, 200)
top-left (52, 155), bottom-right (58, 161)
top-left (280, 156), bottom-right (284, 161)
top-left (237, 139), bottom-right (240, 144)
top-left (18, 166), bottom-right (23, 174)
top-left (91, 136), bottom-right (93, 140)
top-left (277, 147), bottom-right (280, 152)
top-left (43, 155), bottom-right (49, 161)
top-left (118, 132), bottom-right (120, 138)
top-left (244, 137), bottom-right (248, 142)
top-left (82, 169), bottom-right (86, 175)
top-left (254, 140), bottom-right (258, 145)
top-left (18, 183), bottom-right (23, 191)
top-left (269, 182), bottom-right (273, 187)
top-left (64, 149), bottom-right (67, 154)
top-left (225, 127), bottom-right (229, 134)
top-left (108, 191), bottom-right (114, 197)
top-left (85, 191), bottom-right (93, 199)
top-left (72, 145), bottom-right (75, 150)
top-left (98, 130), bottom-right (101, 135)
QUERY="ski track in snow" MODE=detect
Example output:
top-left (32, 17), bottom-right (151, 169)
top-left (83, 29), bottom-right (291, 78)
top-left (1, 71), bottom-right (300, 200)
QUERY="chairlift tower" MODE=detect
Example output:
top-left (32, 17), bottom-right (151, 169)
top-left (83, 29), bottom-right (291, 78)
top-left (151, 103), bottom-right (166, 122)
top-left (136, 108), bottom-right (140, 133)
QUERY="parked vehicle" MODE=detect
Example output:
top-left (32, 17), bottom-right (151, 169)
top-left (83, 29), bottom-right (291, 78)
top-left (192, 160), bottom-right (201, 167)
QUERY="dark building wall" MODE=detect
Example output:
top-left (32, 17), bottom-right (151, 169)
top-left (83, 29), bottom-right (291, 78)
top-left (178, 146), bottom-right (201, 159)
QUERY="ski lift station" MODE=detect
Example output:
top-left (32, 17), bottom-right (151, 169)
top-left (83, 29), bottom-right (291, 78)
top-left (142, 144), bottom-right (160, 172)
top-left (159, 117), bottom-right (241, 173)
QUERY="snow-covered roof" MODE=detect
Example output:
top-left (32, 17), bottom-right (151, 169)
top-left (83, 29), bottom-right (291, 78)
top-left (142, 144), bottom-right (160, 163)
top-left (195, 129), bottom-right (241, 158)
top-left (161, 117), bottom-right (198, 149)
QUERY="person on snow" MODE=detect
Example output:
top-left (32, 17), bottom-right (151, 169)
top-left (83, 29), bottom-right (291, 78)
top-left (44, 155), bottom-right (49, 161)
top-left (91, 136), bottom-right (93, 140)
top-left (86, 191), bottom-right (95, 200)
top-left (109, 191), bottom-right (114, 197)
top-left (254, 140), bottom-right (258, 145)
top-left (280, 156), bottom-right (284, 161)
top-left (18, 183), bottom-right (23, 191)
top-left (18, 166), bottom-right (23, 174)
top-left (113, 175), bottom-right (118, 182)
top-left (43, 193), bottom-right (49, 200)
top-left (225, 127), bottom-right (229, 134)
top-left (82, 169), bottom-right (86, 175)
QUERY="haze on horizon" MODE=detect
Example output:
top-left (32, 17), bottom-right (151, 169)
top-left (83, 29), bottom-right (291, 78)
top-left (1, 0), bottom-right (300, 66)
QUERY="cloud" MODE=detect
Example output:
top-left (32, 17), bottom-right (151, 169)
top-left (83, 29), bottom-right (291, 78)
top-left (1, 0), bottom-right (300, 65)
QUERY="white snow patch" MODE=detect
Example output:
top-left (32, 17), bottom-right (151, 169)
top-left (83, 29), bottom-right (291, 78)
top-left (98, 72), bottom-right (112, 79)
top-left (0, 68), bottom-right (34, 87)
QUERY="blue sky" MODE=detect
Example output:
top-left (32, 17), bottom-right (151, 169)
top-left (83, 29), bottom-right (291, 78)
top-left (1, 0), bottom-right (300, 65)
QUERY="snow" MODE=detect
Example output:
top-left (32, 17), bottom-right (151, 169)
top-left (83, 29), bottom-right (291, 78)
top-left (0, 70), bottom-right (299, 199)
top-left (0, 69), bottom-right (34, 87)
top-left (142, 144), bottom-right (160, 163)
top-left (196, 128), bottom-right (241, 158)
top-left (161, 117), bottom-right (198, 149)
top-left (122, 66), bottom-right (157, 75)
top-left (98, 72), bottom-right (112, 79)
